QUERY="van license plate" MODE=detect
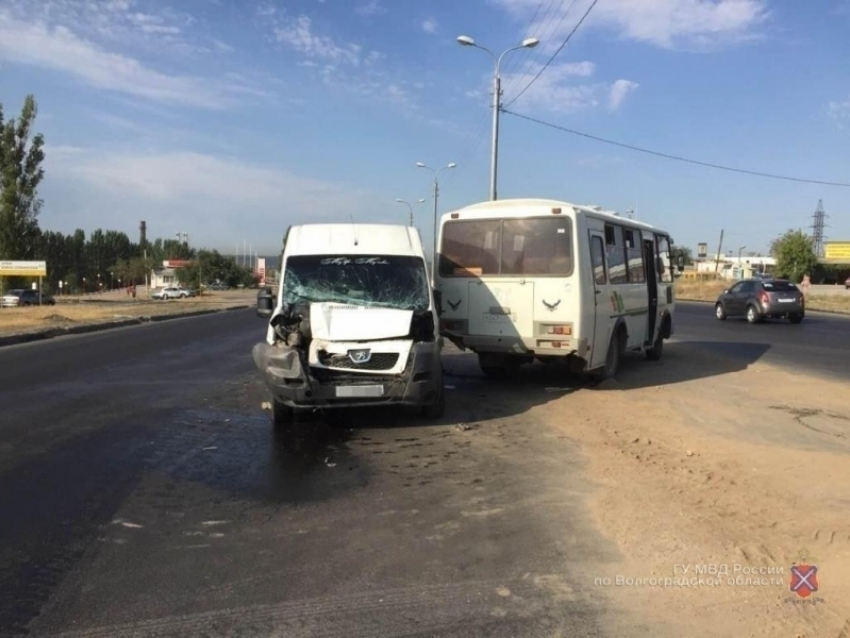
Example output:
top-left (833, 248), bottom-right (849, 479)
top-left (336, 385), bottom-right (384, 398)
top-left (778, 298), bottom-right (794, 303)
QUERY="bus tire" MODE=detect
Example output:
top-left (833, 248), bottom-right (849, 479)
top-left (600, 328), bottom-right (625, 379)
top-left (646, 316), bottom-right (669, 361)
top-left (646, 330), bottom-right (664, 361)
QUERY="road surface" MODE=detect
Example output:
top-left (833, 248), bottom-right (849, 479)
top-left (671, 301), bottom-right (850, 381)
top-left (0, 310), bottom-right (647, 638)
top-left (0, 306), bottom-right (847, 637)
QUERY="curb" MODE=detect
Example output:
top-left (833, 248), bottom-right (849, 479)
top-left (0, 305), bottom-right (252, 348)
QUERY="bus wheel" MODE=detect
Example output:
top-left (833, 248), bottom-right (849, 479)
top-left (645, 330), bottom-right (664, 361)
top-left (600, 329), bottom-right (624, 379)
top-left (646, 318), bottom-right (668, 361)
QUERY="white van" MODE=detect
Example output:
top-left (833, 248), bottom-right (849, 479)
top-left (253, 223), bottom-right (445, 426)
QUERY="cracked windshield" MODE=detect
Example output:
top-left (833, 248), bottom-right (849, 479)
top-left (1, 1), bottom-right (849, 637)
top-left (283, 255), bottom-right (430, 310)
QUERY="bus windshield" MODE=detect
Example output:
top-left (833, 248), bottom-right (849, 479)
top-left (439, 217), bottom-right (574, 277)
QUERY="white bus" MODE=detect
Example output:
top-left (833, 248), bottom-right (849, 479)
top-left (434, 198), bottom-right (676, 379)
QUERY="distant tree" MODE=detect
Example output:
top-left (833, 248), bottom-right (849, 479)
top-left (0, 94), bottom-right (46, 289)
top-left (769, 229), bottom-right (818, 282)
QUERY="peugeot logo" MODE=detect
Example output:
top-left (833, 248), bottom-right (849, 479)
top-left (348, 349), bottom-right (372, 364)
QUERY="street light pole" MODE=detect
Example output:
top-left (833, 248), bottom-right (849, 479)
top-left (396, 198), bottom-right (426, 227)
top-left (416, 162), bottom-right (457, 281)
top-left (457, 34), bottom-right (539, 201)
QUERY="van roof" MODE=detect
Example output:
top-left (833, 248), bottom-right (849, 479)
top-left (441, 198), bottom-right (662, 231)
top-left (284, 223), bottom-right (425, 257)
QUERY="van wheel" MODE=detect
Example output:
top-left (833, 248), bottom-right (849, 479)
top-left (600, 328), bottom-right (624, 379)
top-left (272, 398), bottom-right (294, 428)
top-left (789, 313), bottom-right (804, 324)
top-left (746, 305), bottom-right (762, 324)
top-left (715, 303), bottom-right (727, 320)
top-left (422, 386), bottom-right (445, 419)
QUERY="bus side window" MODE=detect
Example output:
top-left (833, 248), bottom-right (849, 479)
top-left (591, 236), bottom-right (607, 285)
top-left (655, 235), bottom-right (674, 283)
top-left (604, 224), bottom-right (627, 284)
top-left (624, 229), bottom-right (645, 283)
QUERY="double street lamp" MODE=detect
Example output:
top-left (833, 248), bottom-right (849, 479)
top-left (415, 162), bottom-right (456, 280)
top-left (457, 34), bottom-right (539, 201)
top-left (396, 198), bottom-right (426, 227)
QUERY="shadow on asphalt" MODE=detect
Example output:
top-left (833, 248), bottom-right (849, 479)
top-left (597, 340), bottom-right (772, 390)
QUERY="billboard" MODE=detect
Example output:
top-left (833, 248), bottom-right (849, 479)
top-left (824, 242), bottom-right (850, 261)
top-left (0, 260), bottom-right (47, 276)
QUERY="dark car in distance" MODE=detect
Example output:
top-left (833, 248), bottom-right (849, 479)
top-left (715, 278), bottom-right (804, 324)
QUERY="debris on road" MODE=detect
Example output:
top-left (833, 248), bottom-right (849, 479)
top-left (202, 446), bottom-right (218, 451)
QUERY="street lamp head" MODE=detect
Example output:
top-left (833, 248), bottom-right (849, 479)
top-left (521, 37), bottom-right (539, 48)
top-left (396, 198), bottom-right (404, 203)
top-left (415, 162), bottom-right (426, 168)
top-left (447, 163), bottom-right (457, 169)
top-left (417, 198), bottom-right (426, 203)
top-left (457, 35), bottom-right (475, 46)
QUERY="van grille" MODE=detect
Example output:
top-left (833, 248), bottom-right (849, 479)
top-left (317, 352), bottom-right (400, 371)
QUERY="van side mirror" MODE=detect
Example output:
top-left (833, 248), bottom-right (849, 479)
top-left (256, 286), bottom-right (275, 319)
top-left (433, 289), bottom-right (443, 317)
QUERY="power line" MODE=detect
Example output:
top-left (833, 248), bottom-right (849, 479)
top-left (502, 109), bottom-right (850, 187)
top-left (503, 0), bottom-right (600, 109)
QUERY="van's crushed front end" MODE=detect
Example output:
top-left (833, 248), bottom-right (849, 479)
top-left (253, 301), bottom-right (443, 411)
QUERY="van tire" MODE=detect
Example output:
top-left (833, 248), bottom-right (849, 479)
top-left (272, 398), bottom-right (294, 427)
top-left (422, 386), bottom-right (445, 419)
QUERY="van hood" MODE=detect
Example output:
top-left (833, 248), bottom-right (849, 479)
top-left (309, 303), bottom-right (414, 341)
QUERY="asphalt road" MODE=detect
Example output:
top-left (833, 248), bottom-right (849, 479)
top-left (672, 301), bottom-right (850, 381)
top-left (0, 310), bottom-right (655, 638)
top-left (1, 305), bottom-right (847, 637)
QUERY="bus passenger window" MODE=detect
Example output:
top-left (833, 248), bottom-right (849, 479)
top-left (605, 224), bottom-right (627, 284)
top-left (591, 236), bottom-right (607, 285)
top-left (625, 230), bottom-right (645, 283)
top-left (655, 235), bottom-right (674, 283)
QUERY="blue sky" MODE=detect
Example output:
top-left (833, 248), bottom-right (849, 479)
top-left (1, 0), bottom-right (849, 257)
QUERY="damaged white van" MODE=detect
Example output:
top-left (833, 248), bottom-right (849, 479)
top-left (253, 223), bottom-right (445, 426)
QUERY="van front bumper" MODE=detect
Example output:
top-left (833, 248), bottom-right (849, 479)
top-left (252, 342), bottom-right (442, 409)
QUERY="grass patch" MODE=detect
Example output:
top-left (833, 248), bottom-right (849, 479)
top-left (0, 290), bottom-right (256, 335)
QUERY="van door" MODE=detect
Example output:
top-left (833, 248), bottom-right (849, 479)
top-left (589, 231), bottom-right (610, 369)
top-left (642, 236), bottom-right (658, 345)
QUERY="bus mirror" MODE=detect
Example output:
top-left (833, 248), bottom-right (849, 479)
top-left (676, 254), bottom-right (685, 272)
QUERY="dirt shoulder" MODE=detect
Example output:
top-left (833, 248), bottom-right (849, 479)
top-left (536, 355), bottom-right (850, 637)
top-left (0, 290), bottom-right (257, 337)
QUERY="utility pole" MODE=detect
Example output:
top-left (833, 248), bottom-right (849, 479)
top-left (811, 199), bottom-right (828, 258)
top-left (714, 229), bottom-right (724, 276)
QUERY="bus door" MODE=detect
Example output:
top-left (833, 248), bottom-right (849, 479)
top-left (642, 234), bottom-right (658, 346)
top-left (588, 230), bottom-right (611, 369)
